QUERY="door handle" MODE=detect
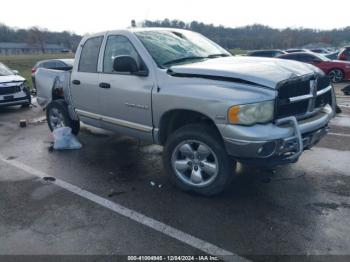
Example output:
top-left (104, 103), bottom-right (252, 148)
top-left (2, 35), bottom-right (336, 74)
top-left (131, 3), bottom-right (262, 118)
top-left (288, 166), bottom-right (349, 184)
top-left (72, 80), bottom-right (80, 85)
top-left (99, 82), bottom-right (111, 89)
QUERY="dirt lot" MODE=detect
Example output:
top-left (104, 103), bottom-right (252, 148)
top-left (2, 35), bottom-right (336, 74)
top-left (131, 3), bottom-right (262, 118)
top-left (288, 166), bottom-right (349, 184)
top-left (0, 83), bottom-right (350, 262)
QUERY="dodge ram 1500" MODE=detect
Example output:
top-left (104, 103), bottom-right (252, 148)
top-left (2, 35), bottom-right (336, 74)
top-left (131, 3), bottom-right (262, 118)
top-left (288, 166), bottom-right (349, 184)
top-left (35, 28), bottom-right (336, 195)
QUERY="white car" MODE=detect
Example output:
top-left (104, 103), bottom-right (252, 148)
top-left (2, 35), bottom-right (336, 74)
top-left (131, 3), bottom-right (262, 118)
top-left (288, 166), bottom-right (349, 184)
top-left (0, 62), bottom-right (31, 107)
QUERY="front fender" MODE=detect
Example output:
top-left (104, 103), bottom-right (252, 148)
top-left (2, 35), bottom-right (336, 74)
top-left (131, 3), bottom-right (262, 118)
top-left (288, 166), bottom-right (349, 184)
top-left (153, 81), bottom-right (276, 128)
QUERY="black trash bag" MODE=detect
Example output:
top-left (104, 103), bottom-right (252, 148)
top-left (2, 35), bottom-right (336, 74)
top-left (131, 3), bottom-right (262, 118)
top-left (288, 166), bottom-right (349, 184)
top-left (341, 85), bottom-right (350, 95)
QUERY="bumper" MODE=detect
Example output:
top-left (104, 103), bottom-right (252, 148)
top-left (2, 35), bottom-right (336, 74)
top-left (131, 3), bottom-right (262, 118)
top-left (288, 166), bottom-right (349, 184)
top-left (220, 104), bottom-right (334, 166)
top-left (0, 91), bottom-right (30, 107)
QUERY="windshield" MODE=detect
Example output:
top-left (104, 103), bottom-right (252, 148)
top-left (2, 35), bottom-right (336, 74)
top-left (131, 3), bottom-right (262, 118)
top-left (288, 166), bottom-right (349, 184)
top-left (0, 62), bottom-right (14, 76)
top-left (135, 30), bottom-right (230, 68)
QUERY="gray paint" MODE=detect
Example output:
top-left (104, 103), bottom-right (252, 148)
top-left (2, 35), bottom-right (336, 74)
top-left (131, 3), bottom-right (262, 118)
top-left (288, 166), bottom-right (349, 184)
top-left (34, 28), bottom-right (334, 164)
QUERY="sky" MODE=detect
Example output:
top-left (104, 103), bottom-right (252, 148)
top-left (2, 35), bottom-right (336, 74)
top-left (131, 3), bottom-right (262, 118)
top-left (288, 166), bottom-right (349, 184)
top-left (1, 0), bottom-right (349, 35)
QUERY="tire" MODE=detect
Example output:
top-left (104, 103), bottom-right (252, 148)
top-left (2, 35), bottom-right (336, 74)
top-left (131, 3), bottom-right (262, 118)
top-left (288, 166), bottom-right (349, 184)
top-left (328, 69), bottom-right (344, 83)
top-left (46, 100), bottom-right (80, 135)
top-left (163, 124), bottom-right (236, 196)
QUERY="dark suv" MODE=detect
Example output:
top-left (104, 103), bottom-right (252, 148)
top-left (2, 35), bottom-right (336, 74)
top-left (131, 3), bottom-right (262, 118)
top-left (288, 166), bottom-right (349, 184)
top-left (338, 47), bottom-right (350, 61)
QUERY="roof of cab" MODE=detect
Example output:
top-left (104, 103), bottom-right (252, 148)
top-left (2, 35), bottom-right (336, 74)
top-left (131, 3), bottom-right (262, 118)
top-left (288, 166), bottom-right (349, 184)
top-left (83, 27), bottom-right (191, 38)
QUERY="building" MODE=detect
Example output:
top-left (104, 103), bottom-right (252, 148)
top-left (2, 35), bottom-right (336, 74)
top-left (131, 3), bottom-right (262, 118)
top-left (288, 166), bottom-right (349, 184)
top-left (0, 42), bottom-right (65, 55)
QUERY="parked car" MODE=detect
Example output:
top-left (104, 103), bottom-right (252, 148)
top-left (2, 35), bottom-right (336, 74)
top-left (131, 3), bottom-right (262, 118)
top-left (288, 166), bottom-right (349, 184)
top-left (310, 48), bottom-right (330, 54)
top-left (285, 49), bottom-right (310, 53)
top-left (338, 47), bottom-right (350, 61)
top-left (278, 52), bottom-right (350, 83)
top-left (31, 59), bottom-right (74, 89)
top-left (247, 50), bottom-right (287, 57)
top-left (0, 62), bottom-right (31, 107)
top-left (35, 28), bottom-right (335, 196)
top-left (324, 51), bottom-right (339, 60)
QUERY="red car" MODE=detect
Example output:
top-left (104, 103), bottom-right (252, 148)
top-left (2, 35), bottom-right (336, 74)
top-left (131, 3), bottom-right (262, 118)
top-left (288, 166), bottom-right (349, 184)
top-left (338, 46), bottom-right (350, 61)
top-left (278, 52), bottom-right (350, 83)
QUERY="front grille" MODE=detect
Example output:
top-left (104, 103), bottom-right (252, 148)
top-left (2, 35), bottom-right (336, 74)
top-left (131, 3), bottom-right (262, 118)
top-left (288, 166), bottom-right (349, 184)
top-left (277, 100), bottom-right (309, 119)
top-left (315, 90), bottom-right (332, 108)
top-left (317, 75), bottom-right (331, 91)
top-left (278, 79), bottom-right (310, 99)
top-left (276, 75), bottom-right (332, 119)
top-left (0, 86), bottom-right (21, 95)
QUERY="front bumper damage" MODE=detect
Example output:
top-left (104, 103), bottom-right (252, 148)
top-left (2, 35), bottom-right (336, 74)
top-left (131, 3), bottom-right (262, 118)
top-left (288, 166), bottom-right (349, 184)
top-left (220, 104), bottom-right (334, 167)
top-left (0, 90), bottom-right (30, 107)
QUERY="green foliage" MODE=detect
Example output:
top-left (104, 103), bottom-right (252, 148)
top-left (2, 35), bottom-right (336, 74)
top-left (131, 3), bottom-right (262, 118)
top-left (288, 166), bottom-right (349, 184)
top-left (0, 53), bottom-right (74, 89)
top-left (229, 48), bottom-right (247, 55)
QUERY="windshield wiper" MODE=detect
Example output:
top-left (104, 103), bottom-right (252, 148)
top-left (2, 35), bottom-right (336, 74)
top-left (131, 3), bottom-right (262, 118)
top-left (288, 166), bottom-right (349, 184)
top-left (207, 53), bottom-right (231, 58)
top-left (163, 56), bottom-right (207, 66)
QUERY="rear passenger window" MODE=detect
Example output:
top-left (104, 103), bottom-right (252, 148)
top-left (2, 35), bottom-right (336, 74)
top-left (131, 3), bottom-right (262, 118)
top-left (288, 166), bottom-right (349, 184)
top-left (43, 61), bottom-right (57, 68)
top-left (55, 61), bottom-right (65, 67)
top-left (282, 55), bottom-right (301, 61)
top-left (78, 36), bottom-right (103, 73)
top-left (289, 55), bottom-right (302, 61)
top-left (299, 55), bottom-right (315, 62)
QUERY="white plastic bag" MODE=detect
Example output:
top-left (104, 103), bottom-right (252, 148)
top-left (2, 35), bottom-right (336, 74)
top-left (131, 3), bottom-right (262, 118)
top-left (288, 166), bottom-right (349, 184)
top-left (52, 127), bottom-right (82, 150)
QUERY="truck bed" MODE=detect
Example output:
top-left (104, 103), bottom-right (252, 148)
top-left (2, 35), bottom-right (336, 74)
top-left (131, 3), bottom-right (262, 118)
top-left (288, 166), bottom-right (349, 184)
top-left (35, 68), bottom-right (71, 109)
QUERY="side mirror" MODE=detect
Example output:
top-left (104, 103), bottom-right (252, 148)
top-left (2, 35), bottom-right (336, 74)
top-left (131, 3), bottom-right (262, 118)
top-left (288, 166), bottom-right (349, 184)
top-left (12, 70), bottom-right (19, 75)
top-left (113, 56), bottom-right (148, 76)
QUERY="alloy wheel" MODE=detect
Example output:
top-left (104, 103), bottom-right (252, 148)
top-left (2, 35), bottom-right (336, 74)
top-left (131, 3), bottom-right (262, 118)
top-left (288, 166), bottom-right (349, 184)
top-left (171, 140), bottom-right (219, 187)
top-left (329, 69), bottom-right (344, 83)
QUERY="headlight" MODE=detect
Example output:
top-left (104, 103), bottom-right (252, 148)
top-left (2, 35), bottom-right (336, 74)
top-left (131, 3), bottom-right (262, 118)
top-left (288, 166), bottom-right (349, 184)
top-left (228, 101), bottom-right (274, 125)
top-left (20, 82), bottom-right (27, 90)
top-left (19, 82), bottom-right (30, 94)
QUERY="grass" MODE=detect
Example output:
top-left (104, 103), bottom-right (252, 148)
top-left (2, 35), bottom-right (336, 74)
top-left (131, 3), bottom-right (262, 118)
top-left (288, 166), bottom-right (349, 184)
top-left (229, 48), bottom-right (247, 55)
top-left (0, 53), bottom-right (74, 89)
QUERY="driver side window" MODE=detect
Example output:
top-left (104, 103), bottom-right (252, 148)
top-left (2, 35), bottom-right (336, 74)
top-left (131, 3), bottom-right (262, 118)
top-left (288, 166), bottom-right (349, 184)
top-left (103, 35), bottom-right (143, 73)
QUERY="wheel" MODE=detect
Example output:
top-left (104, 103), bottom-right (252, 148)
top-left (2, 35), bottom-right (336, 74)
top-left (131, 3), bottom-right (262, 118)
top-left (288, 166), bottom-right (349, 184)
top-left (328, 69), bottom-right (344, 83)
top-left (163, 124), bottom-right (236, 196)
top-left (46, 100), bottom-right (80, 135)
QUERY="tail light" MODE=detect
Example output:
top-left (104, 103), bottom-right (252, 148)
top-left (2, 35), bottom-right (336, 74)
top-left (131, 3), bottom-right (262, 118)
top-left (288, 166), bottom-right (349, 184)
top-left (339, 53), bottom-right (347, 60)
top-left (31, 68), bottom-right (36, 73)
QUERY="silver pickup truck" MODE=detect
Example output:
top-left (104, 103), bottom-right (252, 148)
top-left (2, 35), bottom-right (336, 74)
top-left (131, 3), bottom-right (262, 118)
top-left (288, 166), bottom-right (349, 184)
top-left (35, 28), bottom-right (336, 195)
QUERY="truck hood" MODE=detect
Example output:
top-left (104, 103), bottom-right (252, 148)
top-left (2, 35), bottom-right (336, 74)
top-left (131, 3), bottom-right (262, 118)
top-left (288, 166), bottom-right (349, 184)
top-left (169, 56), bottom-right (320, 89)
top-left (0, 74), bottom-right (25, 85)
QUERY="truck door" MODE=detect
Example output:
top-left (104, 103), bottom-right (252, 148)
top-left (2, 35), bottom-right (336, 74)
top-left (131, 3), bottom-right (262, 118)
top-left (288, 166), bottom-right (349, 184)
top-left (70, 35), bottom-right (104, 126)
top-left (98, 34), bottom-right (154, 140)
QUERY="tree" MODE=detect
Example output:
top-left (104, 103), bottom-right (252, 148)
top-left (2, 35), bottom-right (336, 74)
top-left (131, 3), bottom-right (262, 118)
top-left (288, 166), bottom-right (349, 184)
top-left (141, 19), bottom-right (350, 50)
top-left (26, 27), bottom-right (48, 53)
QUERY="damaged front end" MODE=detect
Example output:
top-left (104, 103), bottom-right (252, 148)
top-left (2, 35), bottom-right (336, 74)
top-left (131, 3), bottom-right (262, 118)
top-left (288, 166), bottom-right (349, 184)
top-left (222, 74), bottom-right (336, 167)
